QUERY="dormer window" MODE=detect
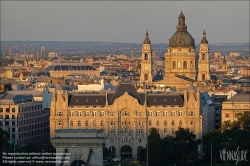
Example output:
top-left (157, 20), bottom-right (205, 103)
top-left (76, 99), bottom-right (78, 102)
top-left (86, 99), bottom-right (88, 102)
top-left (96, 99), bottom-right (98, 102)
top-left (154, 99), bottom-right (157, 102)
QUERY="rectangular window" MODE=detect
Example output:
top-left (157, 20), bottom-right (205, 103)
top-left (85, 112), bottom-right (89, 116)
top-left (78, 121), bottom-right (81, 126)
top-left (0, 108), bottom-right (3, 112)
top-left (92, 112), bottom-right (96, 117)
top-left (109, 129), bottom-right (115, 133)
top-left (85, 121), bottom-right (88, 126)
top-left (225, 113), bottom-right (229, 118)
top-left (12, 108), bottom-right (15, 112)
top-left (77, 111), bottom-right (82, 116)
top-left (137, 129), bottom-right (143, 133)
top-left (12, 115), bottom-right (15, 119)
top-left (110, 112), bottom-right (114, 117)
top-left (110, 121), bottom-right (114, 125)
top-left (178, 111), bottom-right (183, 116)
top-left (70, 112), bottom-right (74, 116)
top-left (101, 121), bottom-right (104, 126)
top-left (6, 108), bottom-right (10, 112)
top-left (100, 112), bottom-right (104, 117)
top-left (163, 111), bottom-right (168, 116)
top-left (138, 137), bottom-right (142, 143)
top-left (138, 112), bottom-right (142, 117)
top-left (171, 111), bottom-right (175, 116)
top-left (156, 112), bottom-right (160, 116)
top-left (110, 137), bottom-right (115, 143)
top-left (148, 112), bottom-right (153, 116)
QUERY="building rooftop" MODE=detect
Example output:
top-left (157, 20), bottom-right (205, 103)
top-left (227, 94), bottom-right (250, 102)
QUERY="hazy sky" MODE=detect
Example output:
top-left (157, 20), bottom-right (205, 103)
top-left (1, 1), bottom-right (249, 43)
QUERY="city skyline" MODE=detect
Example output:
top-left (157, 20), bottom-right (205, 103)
top-left (1, 1), bottom-right (249, 43)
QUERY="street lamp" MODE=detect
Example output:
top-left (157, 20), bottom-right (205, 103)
top-left (143, 81), bottom-right (149, 166)
top-left (211, 141), bottom-right (212, 166)
top-left (13, 140), bottom-right (15, 166)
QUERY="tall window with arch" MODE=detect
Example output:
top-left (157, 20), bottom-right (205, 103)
top-left (178, 61), bottom-right (181, 68)
top-left (183, 61), bottom-right (187, 69)
top-left (144, 53), bottom-right (148, 60)
top-left (144, 74), bottom-right (148, 80)
top-left (173, 61), bottom-right (176, 69)
top-left (202, 53), bottom-right (206, 60)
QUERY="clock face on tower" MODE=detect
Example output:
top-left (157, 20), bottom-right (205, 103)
top-left (144, 66), bottom-right (148, 70)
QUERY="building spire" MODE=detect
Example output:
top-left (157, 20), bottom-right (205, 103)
top-left (143, 26), bottom-right (151, 44)
top-left (223, 54), bottom-right (227, 64)
top-left (177, 6), bottom-right (186, 31)
top-left (201, 26), bottom-right (208, 44)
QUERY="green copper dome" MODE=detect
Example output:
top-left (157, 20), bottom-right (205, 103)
top-left (169, 31), bottom-right (195, 47)
top-left (168, 8), bottom-right (195, 48)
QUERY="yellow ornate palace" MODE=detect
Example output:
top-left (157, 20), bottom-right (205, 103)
top-left (50, 83), bottom-right (215, 159)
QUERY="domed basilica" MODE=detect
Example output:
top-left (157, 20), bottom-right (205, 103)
top-left (140, 8), bottom-right (211, 90)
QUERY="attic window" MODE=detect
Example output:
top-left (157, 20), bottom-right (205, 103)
top-left (86, 99), bottom-right (88, 102)
top-left (96, 99), bottom-right (98, 102)
top-left (164, 99), bottom-right (167, 102)
top-left (174, 99), bottom-right (177, 102)
top-left (76, 99), bottom-right (78, 102)
top-left (154, 99), bottom-right (157, 102)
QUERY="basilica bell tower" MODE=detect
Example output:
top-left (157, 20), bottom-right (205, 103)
top-left (140, 27), bottom-right (153, 83)
top-left (198, 27), bottom-right (210, 81)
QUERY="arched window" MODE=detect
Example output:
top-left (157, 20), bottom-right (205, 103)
top-left (202, 74), bottom-right (206, 80)
top-left (183, 61), bottom-right (187, 69)
top-left (70, 121), bottom-right (73, 126)
top-left (164, 120), bottom-right (167, 126)
top-left (156, 120), bottom-right (159, 126)
top-left (93, 121), bottom-right (96, 126)
top-left (179, 120), bottom-right (182, 126)
top-left (172, 120), bottom-right (175, 126)
top-left (144, 74), bottom-right (148, 80)
top-left (145, 53), bottom-right (148, 60)
top-left (202, 53), bottom-right (206, 60)
top-left (173, 61), bottom-right (176, 69)
top-left (178, 61), bottom-right (181, 68)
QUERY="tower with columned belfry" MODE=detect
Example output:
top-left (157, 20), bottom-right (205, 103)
top-left (198, 27), bottom-right (211, 81)
top-left (140, 27), bottom-right (153, 83)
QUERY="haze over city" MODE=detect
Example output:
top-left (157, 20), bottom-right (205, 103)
top-left (1, 1), bottom-right (249, 43)
top-left (1, 1), bottom-right (250, 166)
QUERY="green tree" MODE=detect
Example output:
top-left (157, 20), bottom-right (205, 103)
top-left (222, 112), bottom-right (250, 164)
top-left (148, 128), bottom-right (163, 166)
top-left (161, 135), bottom-right (175, 165)
top-left (202, 129), bottom-right (224, 164)
top-left (173, 128), bottom-right (201, 164)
